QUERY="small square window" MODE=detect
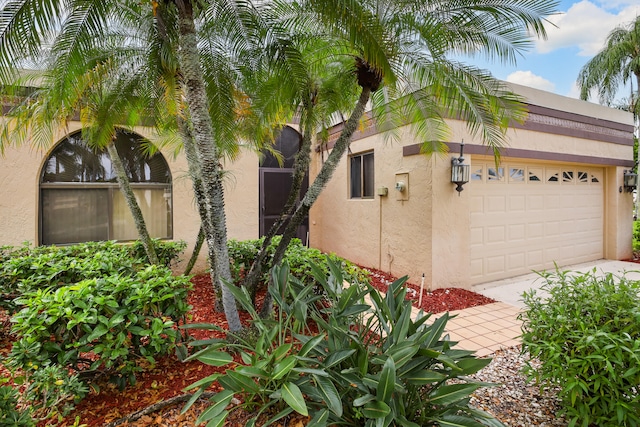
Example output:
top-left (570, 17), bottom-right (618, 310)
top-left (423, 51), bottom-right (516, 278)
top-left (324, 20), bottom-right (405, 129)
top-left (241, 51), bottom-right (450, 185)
top-left (487, 167), bottom-right (504, 181)
top-left (509, 168), bottom-right (525, 182)
top-left (528, 168), bottom-right (542, 182)
top-left (471, 167), bottom-right (483, 181)
top-left (349, 152), bottom-right (374, 199)
top-left (563, 171), bottom-right (574, 182)
top-left (578, 171), bottom-right (588, 183)
top-left (547, 169), bottom-right (560, 182)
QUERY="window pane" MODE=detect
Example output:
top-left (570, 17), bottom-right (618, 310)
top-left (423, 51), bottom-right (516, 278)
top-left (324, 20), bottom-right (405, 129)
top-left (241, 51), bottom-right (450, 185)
top-left (350, 156), bottom-right (362, 198)
top-left (42, 131), bottom-right (171, 183)
top-left (42, 135), bottom-right (112, 182)
top-left (112, 188), bottom-right (172, 240)
top-left (363, 153), bottom-right (374, 198)
top-left (41, 189), bottom-right (109, 245)
top-left (487, 167), bottom-right (504, 181)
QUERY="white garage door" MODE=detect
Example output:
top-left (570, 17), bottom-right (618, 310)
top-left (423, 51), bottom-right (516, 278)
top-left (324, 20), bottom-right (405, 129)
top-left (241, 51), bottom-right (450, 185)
top-left (469, 162), bottom-right (604, 284)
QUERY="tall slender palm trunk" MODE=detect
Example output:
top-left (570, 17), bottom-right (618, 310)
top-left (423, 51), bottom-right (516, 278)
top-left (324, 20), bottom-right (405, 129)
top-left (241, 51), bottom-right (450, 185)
top-left (106, 141), bottom-right (160, 265)
top-left (260, 86), bottom-right (372, 317)
top-left (175, 0), bottom-right (241, 331)
top-left (179, 118), bottom-right (224, 312)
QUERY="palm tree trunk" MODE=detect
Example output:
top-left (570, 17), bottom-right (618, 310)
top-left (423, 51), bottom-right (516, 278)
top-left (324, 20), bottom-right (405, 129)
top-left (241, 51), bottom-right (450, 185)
top-left (260, 86), bottom-right (371, 317)
top-left (106, 141), bottom-right (160, 265)
top-left (183, 224), bottom-right (205, 276)
top-left (179, 117), bottom-right (224, 312)
top-left (176, 0), bottom-right (241, 331)
top-left (243, 110), bottom-right (314, 299)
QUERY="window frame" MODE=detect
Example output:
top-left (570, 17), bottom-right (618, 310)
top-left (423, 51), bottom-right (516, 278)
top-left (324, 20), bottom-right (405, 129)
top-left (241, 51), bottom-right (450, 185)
top-left (349, 151), bottom-right (375, 200)
top-left (38, 131), bottom-right (173, 245)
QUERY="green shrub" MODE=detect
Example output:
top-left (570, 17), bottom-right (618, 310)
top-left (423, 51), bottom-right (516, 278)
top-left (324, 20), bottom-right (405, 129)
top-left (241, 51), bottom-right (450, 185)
top-left (520, 269), bottom-right (640, 427)
top-left (16, 364), bottom-right (88, 421)
top-left (633, 221), bottom-right (640, 253)
top-left (0, 384), bottom-right (35, 427)
top-left (227, 237), bottom-right (370, 287)
top-left (130, 239), bottom-right (187, 267)
top-left (0, 240), bottom-right (185, 313)
top-left (186, 259), bottom-right (500, 427)
top-left (8, 265), bottom-right (192, 389)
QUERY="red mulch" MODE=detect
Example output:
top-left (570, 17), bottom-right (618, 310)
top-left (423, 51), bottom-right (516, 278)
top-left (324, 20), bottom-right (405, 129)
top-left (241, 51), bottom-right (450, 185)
top-left (0, 266), bottom-right (495, 426)
top-left (362, 266), bottom-right (496, 313)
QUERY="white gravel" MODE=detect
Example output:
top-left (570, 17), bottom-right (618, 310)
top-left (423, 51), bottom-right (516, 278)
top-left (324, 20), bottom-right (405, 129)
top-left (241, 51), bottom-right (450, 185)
top-left (468, 346), bottom-right (568, 426)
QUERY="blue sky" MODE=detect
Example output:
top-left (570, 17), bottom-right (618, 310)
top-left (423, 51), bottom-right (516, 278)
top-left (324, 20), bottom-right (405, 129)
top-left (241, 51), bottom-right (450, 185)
top-left (468, 0), bottom-right (640, 102)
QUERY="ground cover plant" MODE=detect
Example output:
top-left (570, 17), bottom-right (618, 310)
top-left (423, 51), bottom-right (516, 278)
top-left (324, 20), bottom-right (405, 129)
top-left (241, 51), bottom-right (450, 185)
top-left (187, 259), bottom-right (503, 427)
top-left (520, 269), bottom-right (640, 427)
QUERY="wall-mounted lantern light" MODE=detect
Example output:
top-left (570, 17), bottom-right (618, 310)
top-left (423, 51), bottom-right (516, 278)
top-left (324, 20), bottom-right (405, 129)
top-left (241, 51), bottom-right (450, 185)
top-left (621, 169), bottom-right (638, 193)
top-left (451, 140), bottom-right (470, 194)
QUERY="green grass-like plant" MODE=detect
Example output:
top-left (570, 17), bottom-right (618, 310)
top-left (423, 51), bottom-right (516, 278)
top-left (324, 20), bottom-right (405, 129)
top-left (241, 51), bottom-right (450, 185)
top-left (520, 269), bottom-right (640, 427)
top-left (185, 259), bottom-right (501, 427)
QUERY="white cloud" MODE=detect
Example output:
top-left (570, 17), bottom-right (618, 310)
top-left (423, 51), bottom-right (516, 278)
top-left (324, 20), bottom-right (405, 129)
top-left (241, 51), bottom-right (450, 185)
top-left (537, 1), bottom-right (640, 56)
top-left (506, 71), bottom-right (556, 92)
top-left (565, 82), bottom-right (582, 99)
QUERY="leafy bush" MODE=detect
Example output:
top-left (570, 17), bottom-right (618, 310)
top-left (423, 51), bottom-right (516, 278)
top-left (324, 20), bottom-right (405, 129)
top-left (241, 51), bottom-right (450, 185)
top-left (0, 240), bottom-right (185, 313)
top-left (8, 265), bottom-right (191, 389)
top-left (520, 269), bottom-right (640, 427)
top-left (0, 384), bottom-right (35, 427)
top-left (186, 260), bottom-right (500, 427)
top-left (227, 236), bottom-right (370, 287)
top-left (130, 239), bottom-right (187, 267)
top-left (633, 221), bottom-right (640, 253)
top-left (16, 364), bottom-right (88, 421)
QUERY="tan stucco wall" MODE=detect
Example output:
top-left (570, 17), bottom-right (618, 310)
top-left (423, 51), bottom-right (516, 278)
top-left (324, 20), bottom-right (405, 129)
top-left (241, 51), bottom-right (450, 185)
top-left (310, 126), bottom-right (435, 286)
top-left (309, 84), bottom-right (634, 289)
top-left (0, 125), bottom-right (261, 274)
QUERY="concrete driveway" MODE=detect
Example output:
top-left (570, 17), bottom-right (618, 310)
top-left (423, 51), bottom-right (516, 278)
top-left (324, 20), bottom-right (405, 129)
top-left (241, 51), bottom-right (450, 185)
top-left (471, 259), bottom-right (640, 308)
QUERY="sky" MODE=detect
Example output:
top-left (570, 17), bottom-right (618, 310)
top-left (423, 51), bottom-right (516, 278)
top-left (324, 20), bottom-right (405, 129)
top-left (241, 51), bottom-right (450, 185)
top-left (468, 0), bottom-right (640, 103)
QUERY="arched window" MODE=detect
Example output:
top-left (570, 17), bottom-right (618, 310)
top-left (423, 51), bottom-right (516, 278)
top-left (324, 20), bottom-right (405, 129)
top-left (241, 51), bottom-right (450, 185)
top-left (40, 130), bottom-right (172, 245)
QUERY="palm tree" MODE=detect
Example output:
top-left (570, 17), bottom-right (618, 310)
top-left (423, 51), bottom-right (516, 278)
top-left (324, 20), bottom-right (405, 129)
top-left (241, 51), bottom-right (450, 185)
top-left (578, 16), bottom-right (640, 221)
top-left (0, 0), bottom-right (558, 328)
top-left (578, 16), bottom-right (640, 116)
top-left (238, 0), bottom-right (559, 313)
top-left (0, 0), bottom-right (251, 330)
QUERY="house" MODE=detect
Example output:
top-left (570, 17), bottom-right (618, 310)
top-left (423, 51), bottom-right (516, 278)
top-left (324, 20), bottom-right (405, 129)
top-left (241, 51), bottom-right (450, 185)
top-left (0, 82), bottom-right (634, 289)
top-left (309, 82), bottom-right (635, 289)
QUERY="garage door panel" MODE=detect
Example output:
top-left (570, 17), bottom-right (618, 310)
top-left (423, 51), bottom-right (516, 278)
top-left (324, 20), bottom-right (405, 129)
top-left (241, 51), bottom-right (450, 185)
top-left (509, 195), bottom-right (526, 211)
top-left (528, 222), bottom-right (544, 238)
top-left (508, 253), bottom-right (526, 270)
top-left (487, 195), bottom-right (506, 212)
top-left (486, 256), bottom-right (505, 275)
top-left (470, 163), bottom-right (604, 284)
top-left (527, 194), bottom-right (545, 210)
top-left (508, 224), bottom-right (525, 240)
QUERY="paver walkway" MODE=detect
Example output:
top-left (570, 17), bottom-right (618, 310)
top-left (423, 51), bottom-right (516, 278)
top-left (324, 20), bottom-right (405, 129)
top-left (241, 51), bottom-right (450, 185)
top-left (408, 302), bottom-right (522, 357)
top-left (439, 303), bottom-right (522, 357)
